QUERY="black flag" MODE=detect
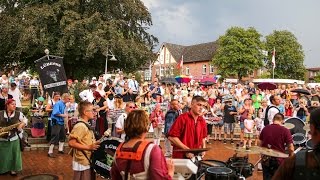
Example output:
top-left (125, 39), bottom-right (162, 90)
top-left (35, 56), bottom-right (68, 95)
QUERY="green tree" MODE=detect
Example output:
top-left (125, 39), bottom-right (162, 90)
top-left (0, 0), bottom-right (158, 79)
top-left (265, 30), bottom-right (305, 80)
top-left (212, 27), bottom-right (264, 81)
top-left (314, 74), bottom-right (320, 83)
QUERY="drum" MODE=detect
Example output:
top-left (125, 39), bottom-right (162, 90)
top-left (229, 162), bottom-right (254, 178)
top-left (205, 167), bottom-right (236, 180)
top-left (198, 160), bottom-right (226, 177)
top-left (285, 117), bottom-right (306, 135)
top-left (292, 133), bottom-right (307, 146)
top-left (226, 156), bottom-right (248, 165)
top-left (306, 139), bottom-right (314, 149)
top-left (91, 137), bottom-right (122, 178)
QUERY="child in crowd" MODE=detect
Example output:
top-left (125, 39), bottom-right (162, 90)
top-left (243, 113), bottom-right (255, 148)
top-left (254, 109), bottom-right (263, 146)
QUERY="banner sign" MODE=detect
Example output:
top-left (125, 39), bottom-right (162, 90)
top-left (35, 56), bottom-right (68, 95)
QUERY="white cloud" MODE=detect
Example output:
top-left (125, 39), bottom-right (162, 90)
top-left (142, 0), bottom-right (320, 67)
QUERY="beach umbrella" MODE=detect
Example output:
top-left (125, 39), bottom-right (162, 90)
top-left (175, 75), bottom-right (191, 83)
top-left (291, 88), bottom-right (311, 95)
top-left (258, 82), bottom-right (277, 90)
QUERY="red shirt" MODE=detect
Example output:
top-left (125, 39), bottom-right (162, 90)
top-left (259, 124), bottom-right (293, 164)
top-left (285, 107), bottom-right (293, 117)
top-left (111, 145), bottom-right (172, 180)
top-left (168, 112), bottom-right (207, 158)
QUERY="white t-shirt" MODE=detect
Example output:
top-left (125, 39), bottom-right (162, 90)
top-left (244, 119), bottom-right (254, 133)
top-left (115, 113), bottom-right (127, 140)
top-left (9, 88), bottom-right (22, 108)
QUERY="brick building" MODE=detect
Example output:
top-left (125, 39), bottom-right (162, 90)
top-left (152, 41), bottom-right (218, 81)
top-left (306, 67), bottom-right (320, 82)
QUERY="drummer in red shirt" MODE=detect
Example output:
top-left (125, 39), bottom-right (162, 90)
top-left (168, 96), bottom-right (208, 159)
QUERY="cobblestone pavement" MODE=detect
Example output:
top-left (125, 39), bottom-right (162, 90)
top-left (0, 140), bottom-right (263, 180)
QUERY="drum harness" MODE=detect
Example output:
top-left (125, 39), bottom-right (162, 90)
top-left (115, 140), bottom-right (155, 180)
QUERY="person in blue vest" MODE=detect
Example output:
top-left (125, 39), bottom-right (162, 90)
top-left (273, 107), bottom-right (320, 180)
top-left (164, 99), bottom-right (181, 157)
top-left (47, 93), bottom-right (70, 158)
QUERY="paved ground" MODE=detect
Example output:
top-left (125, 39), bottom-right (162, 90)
top-left (0, 140), bottom-right (263, 180)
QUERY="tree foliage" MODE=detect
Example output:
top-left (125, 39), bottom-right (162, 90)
top-left (314, 74), bottom-right (320, 83)
top-left (0, 0), bottom-right (158, 79)
top-left (212, 27), bottom-right (264, 80)
top-left (265, 30), bottom-right (305, 80)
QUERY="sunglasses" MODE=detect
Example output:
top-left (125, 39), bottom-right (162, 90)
top-left (128, 106), bottom-right (136, 109)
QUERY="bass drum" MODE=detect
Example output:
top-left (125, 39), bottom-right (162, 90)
top-left (285, 117), bottom-right (306, 135)
top-left (91, 137), bottom-right (123, 178)
top-left (205, 167), bottom-right (236, 180)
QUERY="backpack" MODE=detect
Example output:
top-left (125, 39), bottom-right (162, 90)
top-left (264, 105), bottom-right (280, 126)
top-left (164, 110), bottom-right (179, 135)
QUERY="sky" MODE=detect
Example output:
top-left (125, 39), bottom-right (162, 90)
top-left (141, 0), bottom-right (320, 68)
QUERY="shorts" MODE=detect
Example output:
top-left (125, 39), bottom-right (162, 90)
top-left (213, 120), bottom-right (224, 127)
top-left (224, 123), bottom-right (235, 133)
top-left (244, 133), bottom-right (253, 139)
top-left (240, 121), bottom-right (245, 130)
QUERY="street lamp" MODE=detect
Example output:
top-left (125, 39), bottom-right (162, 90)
top-left (104, 47), bottom-right (117, 76)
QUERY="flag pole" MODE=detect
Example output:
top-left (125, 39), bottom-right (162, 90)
top-left (273, 67), bottom-right (274, 79)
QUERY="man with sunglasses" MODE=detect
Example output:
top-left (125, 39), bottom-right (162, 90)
top-left (115, 101), bottom-right (136, 141)
top-left (168, 96), bottom-right (208, 159)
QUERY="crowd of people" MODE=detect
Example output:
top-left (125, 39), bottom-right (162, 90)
top-left (1, 72), bottom-right (320, 179)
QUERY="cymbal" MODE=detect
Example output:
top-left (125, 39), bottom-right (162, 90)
top-left (173, 148), bottom-right (210, 153)
top-left (303, 125), bottom-right (310, 131)
top-left (283, 123), bottom-right (295, 129)
top-left (258, 147), bottom-right (289, 158)
top-left (225, 145), bottom-right (261, 154)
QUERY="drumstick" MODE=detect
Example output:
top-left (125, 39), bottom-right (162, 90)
top-left (294, 147), bottom-right (304, 154)
top-left (98, 129), bottom-right (112, 142)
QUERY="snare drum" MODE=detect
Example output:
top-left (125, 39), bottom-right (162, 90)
top-left (292, 133), bottom-right (307, 146)
top-left (229, 162), bottom-right (254, 178)
top-left (205, 167), bottom-right (236, 180)
top-left (91, 137), bottom-right (122, 178)
top-left (198, 160), bottom-right (226, 175)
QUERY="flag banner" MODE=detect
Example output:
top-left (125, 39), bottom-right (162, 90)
top-left (176, 55), bottom-right (184, 69)
top-left (35, 56), bottom-right (68, 95)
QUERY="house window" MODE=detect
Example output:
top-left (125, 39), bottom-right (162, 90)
top-left (166, 53), bottom-right (169, 61)
top-left (202, 65), bottom-right (207, 75)
top-left (209, 65), bottom-right (214, 73)
top-left (160, 67), bottom-right (164, 77)
top-left (170, 66), bottom-right (174, 75)
top-left (186, 67), bottom-right (190, 75)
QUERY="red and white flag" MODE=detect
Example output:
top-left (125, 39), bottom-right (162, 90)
top-left (176, 55), bottom-right (183, 69)
top-left (271, 47), bottom-right (276, 69)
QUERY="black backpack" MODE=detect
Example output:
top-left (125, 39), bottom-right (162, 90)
top-left (264, 105), bottom-right (279, 126)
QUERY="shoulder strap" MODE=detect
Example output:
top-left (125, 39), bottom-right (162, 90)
top-left (75, 121), bottom-right (93, 131)
top-left (143, 143), bottom-right (155, 173)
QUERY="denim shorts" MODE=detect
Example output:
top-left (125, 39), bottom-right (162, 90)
top-left (240, 121), bottom-right (245, 130)
top-left (224, 123), bottom-right (235, 133)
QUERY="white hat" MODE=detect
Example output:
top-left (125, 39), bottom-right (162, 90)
top-left (92, 77), bottom-right (97, 80)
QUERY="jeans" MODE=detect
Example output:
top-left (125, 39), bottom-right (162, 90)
top-left (262, 158), bottom-right (279, 180)
top-left (164, 138), bottom-right (172, 156)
